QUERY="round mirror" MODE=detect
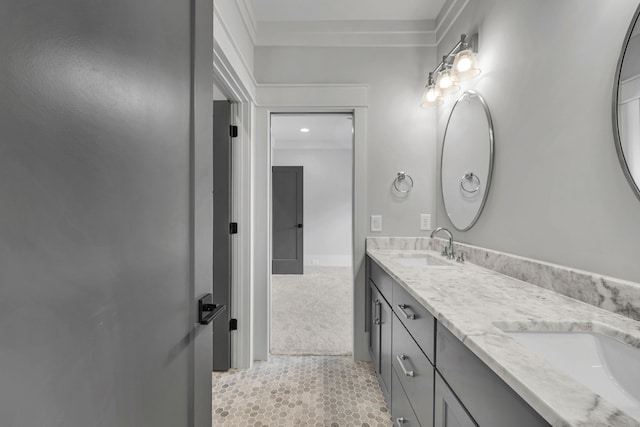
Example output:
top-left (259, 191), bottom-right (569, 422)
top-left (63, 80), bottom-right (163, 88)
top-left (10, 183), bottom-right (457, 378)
top-left (614, 6), bottom-right (640, 201)
top-left (441, 90), bottom-right (494, 231)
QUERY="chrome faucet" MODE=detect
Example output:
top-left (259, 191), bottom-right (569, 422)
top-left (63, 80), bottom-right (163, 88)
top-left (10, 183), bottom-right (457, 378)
top-left (430, 227), bottom-right (455, 259)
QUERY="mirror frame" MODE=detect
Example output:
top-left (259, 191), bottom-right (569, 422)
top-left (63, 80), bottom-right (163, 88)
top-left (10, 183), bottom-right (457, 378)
top-left (441, 90), bottom-right (495, 231)
top-left (613, 5), bottom-right (640, 202)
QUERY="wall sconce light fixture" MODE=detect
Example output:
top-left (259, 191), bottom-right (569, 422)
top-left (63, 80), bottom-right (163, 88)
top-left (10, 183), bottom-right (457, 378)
top-left (421, 34), bottom-right (481, 108)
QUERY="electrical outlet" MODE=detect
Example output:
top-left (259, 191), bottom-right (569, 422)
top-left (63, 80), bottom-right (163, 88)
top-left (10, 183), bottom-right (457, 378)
top-left (420, 214), bottom-right (432, 231)
top-left (370, 215), bottom-right (382, 232)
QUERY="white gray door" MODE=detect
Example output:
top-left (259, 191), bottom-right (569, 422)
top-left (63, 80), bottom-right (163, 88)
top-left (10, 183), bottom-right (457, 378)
top-left (0, 0), bottom-right (213, 426)
top-left (272, 166), bottom-right (304, 274)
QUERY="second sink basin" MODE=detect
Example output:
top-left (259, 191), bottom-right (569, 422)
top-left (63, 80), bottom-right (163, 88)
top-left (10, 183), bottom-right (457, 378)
top-left (504, 329), bottom-right (640, 421)
top-left (390, 254), bottom-right (451, 267)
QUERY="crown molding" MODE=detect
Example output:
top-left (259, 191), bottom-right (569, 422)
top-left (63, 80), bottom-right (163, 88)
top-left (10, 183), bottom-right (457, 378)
top-left (249, 0), bottom-right (468, 48)
top-left (236, 0), bottom-right (257, 45)
top-left (620, 74), bottom-right (640, 104)
top-left (435, 0), bottom-right (469, 44)
top-left (256, 20), bottom-right (437, 47)
top-left (214, 3), bottom-right (258, 102)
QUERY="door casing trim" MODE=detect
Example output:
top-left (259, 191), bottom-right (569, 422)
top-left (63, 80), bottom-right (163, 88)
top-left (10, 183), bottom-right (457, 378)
top-left (253, 83), bottom-right (369, 361)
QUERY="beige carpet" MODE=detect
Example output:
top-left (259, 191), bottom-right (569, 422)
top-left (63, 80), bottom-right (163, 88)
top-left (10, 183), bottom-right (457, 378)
top-left (271, 266), bottom-right (353, 356)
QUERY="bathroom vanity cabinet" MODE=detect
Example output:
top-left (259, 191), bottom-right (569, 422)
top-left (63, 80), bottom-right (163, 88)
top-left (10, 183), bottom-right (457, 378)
top-left (369, 279), bottom-right (392, 399)
top-left (368, 257), bottom-right (435, 426)
top-left (367, 256), bottom-right (550, 427)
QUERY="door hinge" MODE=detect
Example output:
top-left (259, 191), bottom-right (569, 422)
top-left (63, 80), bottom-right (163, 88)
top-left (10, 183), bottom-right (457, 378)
top-left (229, 222), bottom-right (238, 234)
top-left (230, 318), bottom-right (238, 331)
top-left (230, 125), bottom-right (238, 138)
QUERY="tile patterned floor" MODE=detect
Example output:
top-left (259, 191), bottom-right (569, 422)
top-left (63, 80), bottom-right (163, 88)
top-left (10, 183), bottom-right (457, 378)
top-left (212, 356), bottom-right (392, 426)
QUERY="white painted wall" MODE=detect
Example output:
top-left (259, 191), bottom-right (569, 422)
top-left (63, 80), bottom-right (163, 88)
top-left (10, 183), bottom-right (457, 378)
top-left (254, 46), bottom-right (439, 237)
top-left (434, 0), bottom-right (640, 283)
top-left (273, 148), bottom-right (353, 267)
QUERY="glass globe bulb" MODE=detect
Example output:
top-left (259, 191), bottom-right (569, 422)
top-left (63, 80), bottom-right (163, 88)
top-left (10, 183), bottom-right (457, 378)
top-left (451, 49), bottom-right (481, 82)
top-left (420, 85), bottom-right (443, 108)
top-left (436, 70), bottom-right (460, 95)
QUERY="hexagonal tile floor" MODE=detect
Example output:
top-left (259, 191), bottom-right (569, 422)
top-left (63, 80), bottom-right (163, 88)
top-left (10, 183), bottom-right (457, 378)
top-left (212, 356), bottom-right (392, 426)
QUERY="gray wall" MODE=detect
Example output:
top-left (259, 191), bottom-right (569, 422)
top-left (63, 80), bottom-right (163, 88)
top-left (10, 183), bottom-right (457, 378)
top-left (254, 47), bottom-right (438, 237)
top-left (435, 0), bottom-right (640, 283)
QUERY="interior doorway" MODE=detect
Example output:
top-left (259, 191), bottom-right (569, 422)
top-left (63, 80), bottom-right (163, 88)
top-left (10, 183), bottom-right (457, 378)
top-left (270, 113), bottom-right (354, 356)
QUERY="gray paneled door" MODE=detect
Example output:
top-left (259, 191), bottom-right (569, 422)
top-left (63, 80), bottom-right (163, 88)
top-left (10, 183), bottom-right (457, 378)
top-left (272, 166), bottom-right (304, 274)
top-left (213, 101), bottom-right (232, 371)
top-left (0, 1), bottom-right (213, 426)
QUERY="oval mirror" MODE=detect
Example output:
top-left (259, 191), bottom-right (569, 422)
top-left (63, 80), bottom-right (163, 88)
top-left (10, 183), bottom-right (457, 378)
top-left (614, 6), bottom-right (640, 201)
top-left (441, 90), bottom-right (494, 231)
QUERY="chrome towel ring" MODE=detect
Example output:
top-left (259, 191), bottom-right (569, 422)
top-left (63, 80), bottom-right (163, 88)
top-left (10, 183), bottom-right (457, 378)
top-left (460, 172), bottom-right (481, 193)
top-left (393, 172), bottom-right (414, 193)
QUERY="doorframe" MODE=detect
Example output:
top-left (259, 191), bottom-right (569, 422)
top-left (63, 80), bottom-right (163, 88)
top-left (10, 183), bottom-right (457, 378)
top-left (213, 49), bottom-right (255, 369)
top-left (253, 84), bottom-right (369, 361)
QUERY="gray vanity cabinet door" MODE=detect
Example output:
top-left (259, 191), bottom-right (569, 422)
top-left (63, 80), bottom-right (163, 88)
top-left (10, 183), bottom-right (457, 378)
top-left (369, 280), bottom-right (391, 400)
top-left (392, 371), bottom-right (422, 427)
top-left (380, 293), bottom-right (393, 397)
top-left (434, 373), bottom-right (477, 427)
top-left (369, 281), bottom-right (382, 371)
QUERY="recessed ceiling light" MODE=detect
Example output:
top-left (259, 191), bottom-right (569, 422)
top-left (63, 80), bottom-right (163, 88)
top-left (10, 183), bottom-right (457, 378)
top-left (300, 128), bottom-right (310, 133)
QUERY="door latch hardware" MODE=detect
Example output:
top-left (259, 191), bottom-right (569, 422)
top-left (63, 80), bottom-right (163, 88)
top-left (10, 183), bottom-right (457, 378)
top-left (198, 293), bottom-right (226, 325)
top-left (229, 222), bottom-right (238, 234)
top-left (230, 318), bottom-right (238, 331)
top-left (230, 125), bottom-right (238, 138)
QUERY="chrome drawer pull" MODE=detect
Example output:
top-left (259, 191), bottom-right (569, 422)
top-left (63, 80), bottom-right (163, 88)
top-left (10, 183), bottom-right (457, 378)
top-left (397, 304), bottom-right (416, 320)
top-left (396, 354), bottom-right (415, 377)
top-left (374, 300), bottom-right (381, 325)
top-left (395, 417), bottom-right (406, 426)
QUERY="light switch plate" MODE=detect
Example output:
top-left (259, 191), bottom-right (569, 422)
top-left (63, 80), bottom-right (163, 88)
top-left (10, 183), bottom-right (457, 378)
top-left (420, 214), bottom-right (432, 231)
top-left (370, 215), bottom-right (382, 232)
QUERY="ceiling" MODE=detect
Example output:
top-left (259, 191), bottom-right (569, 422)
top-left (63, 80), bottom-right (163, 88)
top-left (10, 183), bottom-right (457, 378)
top-left (271, 114), bottom-right (353, 150)
top-left (250, 0), bottom-right (448, 22)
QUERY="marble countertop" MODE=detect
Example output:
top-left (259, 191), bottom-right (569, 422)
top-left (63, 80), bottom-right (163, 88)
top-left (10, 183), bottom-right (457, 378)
top-left (367, 248), bottom-right (640, 427)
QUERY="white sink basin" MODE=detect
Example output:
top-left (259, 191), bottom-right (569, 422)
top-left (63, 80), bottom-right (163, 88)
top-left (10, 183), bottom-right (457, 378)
top-left (390, 254), bottom-right (451, 267)
top-left (505, 330), bottom-right (640, 420)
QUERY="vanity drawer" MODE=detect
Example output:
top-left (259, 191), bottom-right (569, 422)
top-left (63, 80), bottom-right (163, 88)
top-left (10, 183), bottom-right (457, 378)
top-left (370, 259), bottom-right (393, 302)
top-left (436, 324), bottom-right (550, 427)
top-left (393, 282), bottom-right (435, 363)
top-left (392, 370), bottom-right (422, 427)
top-left (393, 313), bottom-right (435, 426)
